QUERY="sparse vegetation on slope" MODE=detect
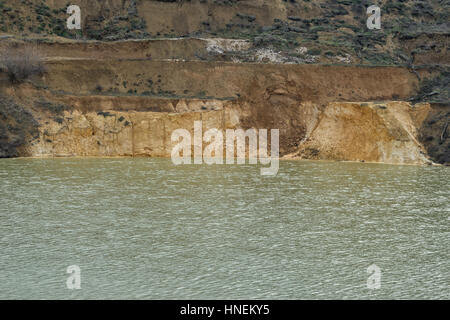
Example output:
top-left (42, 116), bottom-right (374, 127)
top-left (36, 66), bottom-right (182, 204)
top-left (0, 0), bottom-right (448, 65)
top-left (0, 44), bottom-right (46, 83)
top-left (0, 0), bottom-right (447, 164)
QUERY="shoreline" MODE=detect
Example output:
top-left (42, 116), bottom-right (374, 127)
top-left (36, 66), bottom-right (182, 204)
top-left (2, 155), bottom-right (444, 167)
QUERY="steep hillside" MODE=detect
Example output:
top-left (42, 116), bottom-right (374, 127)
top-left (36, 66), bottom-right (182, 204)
top-left (1, 0), bottom-right (448, 100)
top-left (0, 0), bottom-right (448, 164)
top-left (1, 0), bottom-right (448, 63)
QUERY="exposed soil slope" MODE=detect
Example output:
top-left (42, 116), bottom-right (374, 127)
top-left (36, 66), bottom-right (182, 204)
top-left (0, 1), bottom-right (448, 164)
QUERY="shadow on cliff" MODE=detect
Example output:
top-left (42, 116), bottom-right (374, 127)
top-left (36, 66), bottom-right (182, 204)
top-left (418, 103), bottom-right (450, 165)
top-left (0, 95), bottom-right (40, 158)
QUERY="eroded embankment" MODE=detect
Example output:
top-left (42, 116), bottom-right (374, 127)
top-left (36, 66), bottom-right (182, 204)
top-left (290, 101), bottom-right (433, 164)
top-left (0, 38), bottom-right (221, 62)
top-left (34, 61), bottom-right (422, 156)
top-left (0, 58), bottom-right (448, 165)
top-left (28, 104), bottom-right (240, 158)
top-left (7, 88), bottom-right (445, 166)
top-left (39, 60), bottom-right (418, 101)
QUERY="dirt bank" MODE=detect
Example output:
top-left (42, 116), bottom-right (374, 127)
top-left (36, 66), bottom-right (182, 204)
top-left (3, 86), bottom-right (442, 166)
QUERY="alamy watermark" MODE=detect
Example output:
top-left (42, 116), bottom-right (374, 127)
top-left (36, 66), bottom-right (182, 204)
top-left (67, 5), bottom-right (81, 30)
top-left (367, 264), bottom-right (381, 290)
top-left (367, 5), bottom-right (381, 30)
top-left (66, 265), bottom-right (81, 290)
top-left (171, 121), bottom-right (279, 176)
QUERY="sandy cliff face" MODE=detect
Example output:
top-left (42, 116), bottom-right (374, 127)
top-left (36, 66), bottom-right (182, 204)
top-left (25, 97), bottom-right (439, 165)
top-left (291, 101), bottom-right (432, 164)
top-left (0, 31), bottom-right (447, 165)
top-left (28, 102), bottom-right (241, 158)
top-left (0, 55), bottom-right (447, 164)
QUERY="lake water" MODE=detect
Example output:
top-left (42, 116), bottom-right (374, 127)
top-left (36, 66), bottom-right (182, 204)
top-left (0, 158), bottom-right (448, 299)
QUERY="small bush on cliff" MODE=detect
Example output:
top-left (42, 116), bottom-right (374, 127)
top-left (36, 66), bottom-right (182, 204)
top-left (0, 45), bottom-right (46, 83)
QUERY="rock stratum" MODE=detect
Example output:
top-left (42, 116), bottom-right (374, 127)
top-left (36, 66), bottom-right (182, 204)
top-left (25, 100), bottom-right (443, 165)
top-left (0, 0), bottom-right (448, 165)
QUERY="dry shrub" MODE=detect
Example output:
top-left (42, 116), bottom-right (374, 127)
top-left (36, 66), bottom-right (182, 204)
top-left (0, 44), bottom-right (47, 83)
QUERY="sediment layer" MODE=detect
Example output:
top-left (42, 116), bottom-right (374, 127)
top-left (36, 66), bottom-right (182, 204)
top-left (16, 97), bottom-right (441, 166)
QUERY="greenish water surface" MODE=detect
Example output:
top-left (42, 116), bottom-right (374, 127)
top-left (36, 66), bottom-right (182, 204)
top-left (0, 158), bottom-right (448, 299)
